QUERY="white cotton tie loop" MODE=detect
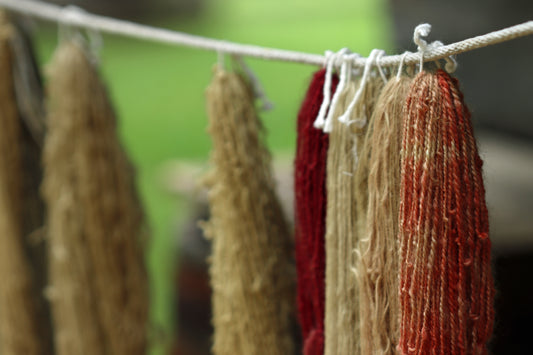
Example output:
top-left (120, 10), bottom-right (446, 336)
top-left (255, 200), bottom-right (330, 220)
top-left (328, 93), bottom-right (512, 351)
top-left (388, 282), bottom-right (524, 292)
top-left (396, 51), bottom-right (410, 80)
top-left (414, 23), bottom-right (431, 72)
top-left (58, 5), bottom-right (102, 63)
top-left (313, 50), bottom-right (335, 129)
top-left (323, 51), bottom-right (357, 133)
top-left (233, 55), bottom-right (274, 111)
top-left (338, 49), bottom-right (380, 126)
top-left (428, 40), bottom-right (458, 73)
top-left (217, 50), bottom-right (225, 69)
top-left (58, 5), bottom-right (84, 42)
top-left (444, 55), bottom-right (458, 73)
top-left (375, 50), bottom-right (388, 83)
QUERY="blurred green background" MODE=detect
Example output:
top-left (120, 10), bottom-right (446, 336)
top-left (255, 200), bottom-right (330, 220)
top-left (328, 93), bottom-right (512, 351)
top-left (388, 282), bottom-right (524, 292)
top-left (33, 0), bottom-right (391, 353)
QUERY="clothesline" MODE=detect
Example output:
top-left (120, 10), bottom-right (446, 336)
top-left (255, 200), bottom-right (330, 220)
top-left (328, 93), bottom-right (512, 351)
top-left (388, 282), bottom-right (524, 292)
top-left (1, 0), bottom-right (532, 68)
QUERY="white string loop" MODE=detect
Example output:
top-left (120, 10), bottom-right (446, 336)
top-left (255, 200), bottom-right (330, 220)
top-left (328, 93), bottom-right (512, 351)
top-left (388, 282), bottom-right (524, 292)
top-left (233, 55), bottom-right (274, 111)
top-left (414, 23), bottom-right (432, 73)
top-left (428, 40), bottom-right (458, 73)
top-left (396, 51), bottom-right (410, 79)
top-left (58, 5), bottom-right (102, 62)
top-left (313, 48), bottom-right (349, 129)
top-left (338, 48), bottom-right (381, 126)
top-left (323, 51), bottom-right (355, 133)
top-left (375, 50), bottom-right (388, 83)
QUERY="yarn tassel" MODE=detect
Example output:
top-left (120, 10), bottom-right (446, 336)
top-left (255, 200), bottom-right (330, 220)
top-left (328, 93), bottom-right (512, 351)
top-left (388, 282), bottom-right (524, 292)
top-left (355, 75), bottom-right (412, 354)
top-left (324, 74), bottom-right (382, 355)
top-left (203, 67), bottom-right (295, 355)
top-left (0, 11), bottom-right (53, 355)
top-left (398, 69), bottom-right (494, 354)
top-left (42, 40), bottom-right (149, 355)
top-left (294, 68), bottom-right (338, 355)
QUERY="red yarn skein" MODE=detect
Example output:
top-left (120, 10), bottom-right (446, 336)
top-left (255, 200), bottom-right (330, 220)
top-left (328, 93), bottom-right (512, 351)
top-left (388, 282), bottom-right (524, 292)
top-left (398, 69), bottom-right (494, 355)
top-left (294, 69), bottom-right (339, 355)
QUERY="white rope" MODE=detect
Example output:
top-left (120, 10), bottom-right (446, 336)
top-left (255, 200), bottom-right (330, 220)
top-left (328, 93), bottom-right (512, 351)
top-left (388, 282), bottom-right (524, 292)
top-left (0, 0), bottom-right (532, 68)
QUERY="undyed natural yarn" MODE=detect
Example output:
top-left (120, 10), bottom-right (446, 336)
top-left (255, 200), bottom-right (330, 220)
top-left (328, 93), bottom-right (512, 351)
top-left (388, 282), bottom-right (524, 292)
top-left (355, 75), bottom-right (412, 354)
top-left (0, 12), bottom-right (52, 355)
top-left (324, 74), bottom-right (382, 355)
top-left (42, 40), bottom-right (149, 355)
top-left (398, 69), bottom-right (494, 354)
top-left (203, 67), bottom-right (295, 355)
top-left (294, 68), bottom-right (338, 355)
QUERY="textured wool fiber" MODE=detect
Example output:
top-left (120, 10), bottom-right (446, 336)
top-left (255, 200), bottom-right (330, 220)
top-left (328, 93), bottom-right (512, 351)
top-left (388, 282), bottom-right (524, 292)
top-left (42, 41), bottom-right (149, 355)
top-left (324, 74), bottom-right (382, 355)
top-left (294, 68), bottom-right (338, 355)
top-left (0, 12), bottom-right (52, 355)
top-left (203, 67), bottom-right (295, 355)
top-left (355, 75), bottom-right (412, 354)
top-left (398, 70), bottom-right (494, 355)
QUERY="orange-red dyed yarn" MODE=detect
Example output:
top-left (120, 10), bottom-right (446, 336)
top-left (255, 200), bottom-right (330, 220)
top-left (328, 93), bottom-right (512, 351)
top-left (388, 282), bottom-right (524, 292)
top-left (398, 69), bottom-right (494, 355)
top-left (294, 69), bottom-right (338, 355)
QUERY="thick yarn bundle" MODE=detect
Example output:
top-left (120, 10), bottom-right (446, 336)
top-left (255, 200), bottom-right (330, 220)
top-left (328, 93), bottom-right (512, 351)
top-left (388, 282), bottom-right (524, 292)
top-left (294, 68), bottom-right (338, 355)
top-left (355, 75), bottom-right (412, 354)
top-left (0, 12), bottom-right (52, 355)
top-left (42, 41), bottom-right (149, 355)
top-left (324, 74), bottom-right (382, 355)
top-left (203, 67), bottom-right (294, 355)
top-left (398, 69), bottom-right (494, 354)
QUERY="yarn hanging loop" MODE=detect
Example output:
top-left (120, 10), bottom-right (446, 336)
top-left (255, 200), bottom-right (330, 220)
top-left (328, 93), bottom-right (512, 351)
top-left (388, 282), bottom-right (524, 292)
top-left (375, 50), bottom-right (388, 83)
top-left (314, 48), bottom-right (349, 130)
top-left (428, 41), bottom-right (458, 73)
top-left (338, 48), bottom-right (383, 127)
top-left (323, 51), bottom-right (355, 133)
top-left (396, 51), bottom-right (410, 80)
top-left (58, 5), bottom-right (102, 63)
top-left (232, 55), bottom-right (274, 111)
top-left (413, 23), bottom-right (458, 73)
top-left (413, 23), bottom-right (431, 73)
top-left (313, 50), bottom-right (335, 129)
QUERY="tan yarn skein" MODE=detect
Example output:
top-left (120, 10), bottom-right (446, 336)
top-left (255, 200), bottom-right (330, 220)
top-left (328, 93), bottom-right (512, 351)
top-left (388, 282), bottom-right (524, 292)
top-left (355, 75), bottom-right (412, 354)
top-left (0, 12), bottom-right (52, 355)
top-left (324, 74), bottom-right (382, 355)
top-left (42, 41), bottom-right (149, 355)
top-left (203, 67), bottom-right (295, 355)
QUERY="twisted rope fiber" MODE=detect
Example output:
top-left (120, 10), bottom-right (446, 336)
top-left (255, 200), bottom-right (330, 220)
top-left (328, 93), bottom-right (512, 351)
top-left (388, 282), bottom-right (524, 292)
top-left (398, 69), bottom-right (494, 354)
top-left (0, 0), bottom-right (531, 67)
top-left (294, 69), bottom-right (339, 355)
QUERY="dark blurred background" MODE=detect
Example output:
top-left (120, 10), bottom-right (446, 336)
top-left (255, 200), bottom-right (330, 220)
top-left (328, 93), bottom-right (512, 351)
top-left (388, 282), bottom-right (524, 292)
top-left (30, 0), bottom-right (533, 354)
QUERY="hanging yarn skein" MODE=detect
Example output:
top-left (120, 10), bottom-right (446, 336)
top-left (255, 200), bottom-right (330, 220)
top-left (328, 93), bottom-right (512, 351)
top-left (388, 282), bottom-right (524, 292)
top-left (324, 69), bottom-right (382, 355)
top-left (355, 74), bottom-right (412, 354)
top-left (42, 39), bottom-right (149, 355)
top-left (398, 69), bottom-right (494, 354)
top-left (294, 68), bottom-right (339, 355)
top-left (203, 66), bottom-right (295, 355)
top-left (0, 10), bottom-right (53, 355)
